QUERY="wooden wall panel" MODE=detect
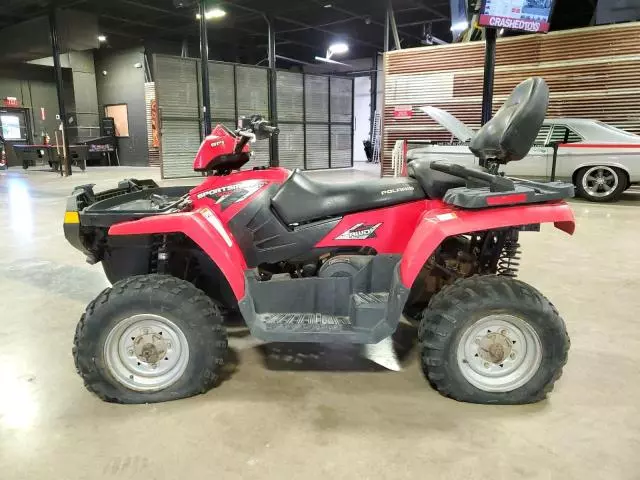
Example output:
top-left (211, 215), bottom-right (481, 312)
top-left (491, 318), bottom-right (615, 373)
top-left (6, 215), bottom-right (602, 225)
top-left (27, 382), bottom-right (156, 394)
top-left (382, 22), bottom-right (640, 176)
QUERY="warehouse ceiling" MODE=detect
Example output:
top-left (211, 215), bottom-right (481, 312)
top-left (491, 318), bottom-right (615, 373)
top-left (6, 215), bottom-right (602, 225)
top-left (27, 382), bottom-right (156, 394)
top-left (0, 0), bottom-right (600, 65)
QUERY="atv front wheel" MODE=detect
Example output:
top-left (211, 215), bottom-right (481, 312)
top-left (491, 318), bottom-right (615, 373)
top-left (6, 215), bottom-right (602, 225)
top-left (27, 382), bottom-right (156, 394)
top-left (418, 276), bottom-right (569, 404)
top-left (73, 274), bottom-right (228, 403)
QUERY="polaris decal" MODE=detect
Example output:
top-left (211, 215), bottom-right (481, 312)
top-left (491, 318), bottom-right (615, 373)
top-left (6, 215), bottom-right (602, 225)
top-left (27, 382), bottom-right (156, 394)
top-left (335, 223), bottom-right (382, 240)
top-left (196, 180), bottom-right (268, 210)
top-left (381, 185), bottom-right (414, 195)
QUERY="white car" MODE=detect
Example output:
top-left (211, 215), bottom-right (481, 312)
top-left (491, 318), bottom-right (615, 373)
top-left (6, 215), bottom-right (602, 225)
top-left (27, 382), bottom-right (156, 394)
top-left (407, 107), bottom-right (640, 202)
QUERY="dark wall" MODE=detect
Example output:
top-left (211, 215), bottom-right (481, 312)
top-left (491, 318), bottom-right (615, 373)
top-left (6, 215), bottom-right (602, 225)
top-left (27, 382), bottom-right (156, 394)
top-left (95, 47), bottom-right (148, 166)
top-left (0, 63), bottom-right (74, 140)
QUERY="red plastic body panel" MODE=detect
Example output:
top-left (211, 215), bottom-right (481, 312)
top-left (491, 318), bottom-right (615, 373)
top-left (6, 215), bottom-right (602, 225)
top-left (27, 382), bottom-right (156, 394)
top-left (192, 124), bottom-right (250, 171)
top-left (108, 209), bottom-right (248, 299)
top-left (399, 201), bottom-right (576, 288)
top-left (315, 200), bottom-right (434, 253)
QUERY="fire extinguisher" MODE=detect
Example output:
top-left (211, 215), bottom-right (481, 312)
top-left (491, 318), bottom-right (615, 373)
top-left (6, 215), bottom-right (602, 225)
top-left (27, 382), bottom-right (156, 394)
top-left (0, 134), bottom-right (6, 169)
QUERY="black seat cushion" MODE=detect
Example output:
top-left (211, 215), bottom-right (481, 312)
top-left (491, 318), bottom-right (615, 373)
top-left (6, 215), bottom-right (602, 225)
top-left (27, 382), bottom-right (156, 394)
top-left (271, 170), bottom-right (425, 225)
top-left (470, 77), bottom-right (549, 163)
top-left (407, 158), bottom-right (467, 199)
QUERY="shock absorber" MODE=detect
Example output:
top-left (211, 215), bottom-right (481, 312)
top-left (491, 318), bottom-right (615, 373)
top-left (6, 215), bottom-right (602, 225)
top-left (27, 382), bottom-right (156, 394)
top-left (497, 230), bottom-right (521, 277)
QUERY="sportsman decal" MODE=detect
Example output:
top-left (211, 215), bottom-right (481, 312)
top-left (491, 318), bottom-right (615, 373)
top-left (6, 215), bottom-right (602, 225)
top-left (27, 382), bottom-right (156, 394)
top-left (196, 180), bottom-right (268, 210)
top-left (335, 223), bottom-right (382, 240)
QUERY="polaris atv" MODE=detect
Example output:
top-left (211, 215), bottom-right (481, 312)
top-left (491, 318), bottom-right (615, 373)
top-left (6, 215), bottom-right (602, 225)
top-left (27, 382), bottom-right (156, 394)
top-left (64, 78), bottom-right (575, 404)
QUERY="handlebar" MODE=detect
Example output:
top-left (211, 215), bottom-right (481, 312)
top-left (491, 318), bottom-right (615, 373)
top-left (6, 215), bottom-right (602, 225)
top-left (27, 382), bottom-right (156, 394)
top-left (259, 123), bottom-right (279, 135)
top-left (238, 115), bottom-right (278, 138)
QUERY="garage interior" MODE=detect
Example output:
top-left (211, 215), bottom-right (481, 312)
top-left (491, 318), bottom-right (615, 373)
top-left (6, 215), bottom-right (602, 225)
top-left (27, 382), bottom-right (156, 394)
top-left (1, 1), bottom-right (640, 479)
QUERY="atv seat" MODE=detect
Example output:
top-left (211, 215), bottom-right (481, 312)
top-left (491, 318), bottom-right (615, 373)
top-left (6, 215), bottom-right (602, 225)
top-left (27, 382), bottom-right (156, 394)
top-left (271, 170), bottom-right (425, 225)
top-left (407, 158), bottom-right (467, 199)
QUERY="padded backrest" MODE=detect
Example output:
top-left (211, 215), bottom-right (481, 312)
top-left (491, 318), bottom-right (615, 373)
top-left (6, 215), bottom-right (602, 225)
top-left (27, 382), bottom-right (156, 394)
top-left (470, 77), bottom-right (549, 163)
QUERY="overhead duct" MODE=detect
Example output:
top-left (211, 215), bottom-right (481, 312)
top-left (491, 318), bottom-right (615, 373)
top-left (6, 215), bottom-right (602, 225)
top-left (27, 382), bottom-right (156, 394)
top-left (0, 9), bottom-right (99, 62)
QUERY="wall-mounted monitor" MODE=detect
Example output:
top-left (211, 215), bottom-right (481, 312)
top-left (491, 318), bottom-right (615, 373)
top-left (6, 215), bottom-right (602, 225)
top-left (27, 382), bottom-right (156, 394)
top-left (478, 0), bottom-right (557, 33)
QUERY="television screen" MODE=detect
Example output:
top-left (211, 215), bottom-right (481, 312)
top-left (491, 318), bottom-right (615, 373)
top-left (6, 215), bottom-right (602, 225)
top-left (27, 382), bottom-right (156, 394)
top-left (478, 0), bottom-right (556, 33)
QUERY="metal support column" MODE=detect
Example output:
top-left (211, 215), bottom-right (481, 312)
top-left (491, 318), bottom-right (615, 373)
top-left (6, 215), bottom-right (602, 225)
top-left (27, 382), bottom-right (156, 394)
top-left (302, 73), bottom-right (307, 169)
top-left (384, 6), bottom-right (390, 52)
top-left (351, 78), bottom-right (355, 167)
top-left (388, 0), bottom-right (401, 50)
top-left (266, 15), bottom-right (279, 166)
top-left (49, 7), bottom-right (71, 176)
top-left (371, 54), bottom-right (378, 139)
top-left (328, 78), bottom-right (332, 168)
top-left (481, 28), bottom-right (497, 126)
top-left (199, 0), bottom-right (211, 136)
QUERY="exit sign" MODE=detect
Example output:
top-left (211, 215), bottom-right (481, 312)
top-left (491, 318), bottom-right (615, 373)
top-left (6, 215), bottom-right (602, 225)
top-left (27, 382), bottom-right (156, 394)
top-left (3, 97), bottom-right (19, 108)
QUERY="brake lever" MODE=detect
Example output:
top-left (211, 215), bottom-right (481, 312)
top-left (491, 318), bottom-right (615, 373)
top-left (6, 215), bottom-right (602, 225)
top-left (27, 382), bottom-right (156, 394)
top-left (238, 130), bottom-right (257, 143)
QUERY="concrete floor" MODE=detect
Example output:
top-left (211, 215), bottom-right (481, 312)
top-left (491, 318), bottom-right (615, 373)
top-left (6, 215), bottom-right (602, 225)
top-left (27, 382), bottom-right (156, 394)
top-left (1, 166), bottom-right (640, 480)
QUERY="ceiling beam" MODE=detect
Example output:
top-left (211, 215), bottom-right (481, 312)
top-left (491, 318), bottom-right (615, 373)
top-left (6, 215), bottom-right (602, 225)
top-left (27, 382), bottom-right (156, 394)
top-left (218, 1), bottom-right (379, 49)
top-left (116, 0), bottom-right (192, 19)
top-left (278, 16), bottom-right (360, 34)
top-left (100, 14), bottom-right (194, 36)
top-left (311, 1), bottom-right (425, 42)
top-left (409, 0), bottom-right (449, 21)
top-left (273, 16), bottom-right (379, 48)
top-left (398, 18), bottom-right (451, 27)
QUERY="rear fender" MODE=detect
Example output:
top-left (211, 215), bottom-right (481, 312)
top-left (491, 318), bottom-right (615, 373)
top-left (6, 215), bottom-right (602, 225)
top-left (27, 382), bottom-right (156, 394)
top-left (399, 201), bottom-right (575, 288)
top-left (109, 209), bottom-right (247, 299)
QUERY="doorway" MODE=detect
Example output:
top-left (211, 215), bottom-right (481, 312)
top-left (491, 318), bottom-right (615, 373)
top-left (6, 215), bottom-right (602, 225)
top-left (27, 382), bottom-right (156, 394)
top-left (352, 76), bottom-right (371, 163)
top-left (0, 108), bottom-right (32, 167)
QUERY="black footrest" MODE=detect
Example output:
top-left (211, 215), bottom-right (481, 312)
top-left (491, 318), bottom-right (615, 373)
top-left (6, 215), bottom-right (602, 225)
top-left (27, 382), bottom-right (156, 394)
top-left (350, 292), bottom-right (389, 328)
top-left (259, 313), bottom-right (352, 332)
top-left (246, 293), bottom-right (392, 344)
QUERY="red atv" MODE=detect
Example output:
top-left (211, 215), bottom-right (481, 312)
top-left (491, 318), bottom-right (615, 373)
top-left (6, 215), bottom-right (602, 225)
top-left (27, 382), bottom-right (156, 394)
top-left (64, 78), bottom-right (575, 404)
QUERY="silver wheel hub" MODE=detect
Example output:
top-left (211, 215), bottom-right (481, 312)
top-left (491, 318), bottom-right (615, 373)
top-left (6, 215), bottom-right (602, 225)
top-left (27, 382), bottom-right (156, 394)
top-left (104, 314), bottom-right (189, 392)
top-left (457, 315), bottom-right (542, 393)
top-left (583, 166), bottom-right (618, 197)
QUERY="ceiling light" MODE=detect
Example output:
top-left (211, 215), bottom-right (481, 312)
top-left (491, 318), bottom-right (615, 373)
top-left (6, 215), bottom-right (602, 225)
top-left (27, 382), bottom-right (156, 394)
top-left (328, 42), bottom-right (349, 56)
top-left (97, 35), bottom-right (107, 42)
top-left (450, 21), bottom-right (468, 32)
top-left (324, 3), bottom-right (332, 7)
top-left (196, 7), bottom-right (226, 20)
top-left (315, 56), bottom-right (351, 67)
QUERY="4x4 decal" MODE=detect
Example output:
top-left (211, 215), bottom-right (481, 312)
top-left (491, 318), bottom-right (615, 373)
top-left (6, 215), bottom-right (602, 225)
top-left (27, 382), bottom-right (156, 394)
top-left (335, 223), bottom-right (382, 240)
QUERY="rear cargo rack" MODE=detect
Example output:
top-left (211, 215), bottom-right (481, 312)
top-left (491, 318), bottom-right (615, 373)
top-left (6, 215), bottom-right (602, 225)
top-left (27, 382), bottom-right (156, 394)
top-left (429, 161), bottom-right (574, 209)
top-left (443, 180), bottom-right (574, 209)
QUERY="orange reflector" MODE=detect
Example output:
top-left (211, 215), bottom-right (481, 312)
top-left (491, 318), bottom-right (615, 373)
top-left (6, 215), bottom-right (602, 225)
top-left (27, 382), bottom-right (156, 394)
top-left (64, 211), bottom-right (80, 224)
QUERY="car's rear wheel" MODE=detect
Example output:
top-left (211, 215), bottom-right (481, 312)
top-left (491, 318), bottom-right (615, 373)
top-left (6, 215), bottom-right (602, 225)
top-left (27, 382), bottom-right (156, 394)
top-left (575, 165), bottom-right (627, 202)
top-left (73, 274), bottom-right (227, 403)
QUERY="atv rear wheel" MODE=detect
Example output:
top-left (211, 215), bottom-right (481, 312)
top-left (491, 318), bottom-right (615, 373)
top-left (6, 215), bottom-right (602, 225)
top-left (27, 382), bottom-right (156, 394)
top-left (418, 276), bottom-right (569, 404)
top-left (73, 274), bottom-right (228, 403)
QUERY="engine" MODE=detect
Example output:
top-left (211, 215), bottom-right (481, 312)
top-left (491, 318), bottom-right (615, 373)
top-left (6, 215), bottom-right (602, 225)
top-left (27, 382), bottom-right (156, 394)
top-left (317, 255), bottom-right (372, 278)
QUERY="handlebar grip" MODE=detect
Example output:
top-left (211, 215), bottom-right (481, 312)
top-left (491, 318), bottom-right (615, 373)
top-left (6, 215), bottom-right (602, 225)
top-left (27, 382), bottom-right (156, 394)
top-left (262, 124), bottom-right (279, 135)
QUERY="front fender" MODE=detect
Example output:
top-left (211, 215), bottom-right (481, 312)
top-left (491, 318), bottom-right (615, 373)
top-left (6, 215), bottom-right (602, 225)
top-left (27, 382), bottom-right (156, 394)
top-left (109, 208), bottom-right (247, 299)
top-left (400, 201), bottom-right (575, 288)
